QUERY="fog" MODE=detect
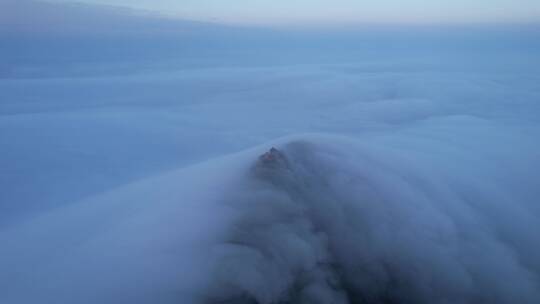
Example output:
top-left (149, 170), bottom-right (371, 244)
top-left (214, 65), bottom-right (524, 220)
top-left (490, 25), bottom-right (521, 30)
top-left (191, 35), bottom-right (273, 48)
top-left (1, 1), bottom-right (539, 303)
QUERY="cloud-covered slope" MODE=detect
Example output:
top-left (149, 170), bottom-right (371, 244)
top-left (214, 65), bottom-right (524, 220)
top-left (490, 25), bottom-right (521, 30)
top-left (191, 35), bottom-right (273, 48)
top-left (1, 128), bottom-right (539, 303)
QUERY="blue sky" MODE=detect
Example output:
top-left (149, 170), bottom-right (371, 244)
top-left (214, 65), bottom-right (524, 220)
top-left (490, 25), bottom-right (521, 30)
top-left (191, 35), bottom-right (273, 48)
top-left (45, 0), bottom-right (540, 25)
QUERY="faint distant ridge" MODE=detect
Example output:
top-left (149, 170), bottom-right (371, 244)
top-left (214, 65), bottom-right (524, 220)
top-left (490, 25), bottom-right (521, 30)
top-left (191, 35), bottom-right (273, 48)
top-left (0, 0), bottom-right (236, 36)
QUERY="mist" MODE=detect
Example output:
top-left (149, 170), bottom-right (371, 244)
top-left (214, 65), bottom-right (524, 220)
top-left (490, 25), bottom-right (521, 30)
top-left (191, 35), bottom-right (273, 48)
top-left (1, 1), bottom-right (539, 303)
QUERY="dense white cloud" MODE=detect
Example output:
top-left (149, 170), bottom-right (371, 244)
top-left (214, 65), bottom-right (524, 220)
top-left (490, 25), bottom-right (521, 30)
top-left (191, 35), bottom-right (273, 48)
top-left (1, 128), bottom-right (539, 303)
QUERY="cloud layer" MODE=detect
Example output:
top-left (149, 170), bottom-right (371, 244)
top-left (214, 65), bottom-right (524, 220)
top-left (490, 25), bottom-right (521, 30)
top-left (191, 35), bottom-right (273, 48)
top-left (1, 130), bottom-right (539, 303)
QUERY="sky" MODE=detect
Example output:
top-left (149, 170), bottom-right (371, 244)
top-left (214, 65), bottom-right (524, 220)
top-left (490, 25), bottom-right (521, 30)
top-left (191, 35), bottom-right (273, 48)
top-left (45, 0), bottom-right (540, 25)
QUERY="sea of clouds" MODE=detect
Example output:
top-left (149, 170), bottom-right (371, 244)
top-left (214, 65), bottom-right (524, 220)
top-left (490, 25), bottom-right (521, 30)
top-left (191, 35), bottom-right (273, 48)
top-left (1, 1), bottom-right (540, 303)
